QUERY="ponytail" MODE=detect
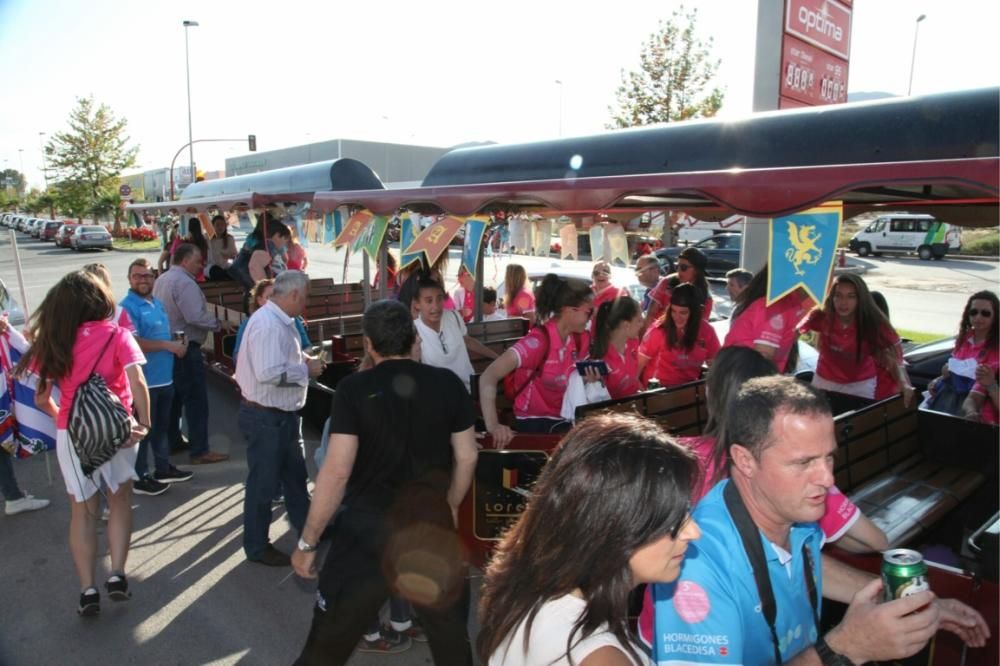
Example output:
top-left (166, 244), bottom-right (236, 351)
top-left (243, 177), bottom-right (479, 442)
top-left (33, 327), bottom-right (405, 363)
top-left (591, 296), bottom-right (640, 359)
top-left (534, 274), bottom-right (592, 323)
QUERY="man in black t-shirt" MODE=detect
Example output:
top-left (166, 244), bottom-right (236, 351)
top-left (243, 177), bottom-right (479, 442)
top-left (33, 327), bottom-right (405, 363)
top-left (292, 299), bottom-right (479, 666)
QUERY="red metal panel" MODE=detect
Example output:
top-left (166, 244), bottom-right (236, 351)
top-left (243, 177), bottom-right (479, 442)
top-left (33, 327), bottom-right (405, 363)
top-left (785, 0), bottom-right (853, 60)
top-left (781, 34), bottom-right (849, 106)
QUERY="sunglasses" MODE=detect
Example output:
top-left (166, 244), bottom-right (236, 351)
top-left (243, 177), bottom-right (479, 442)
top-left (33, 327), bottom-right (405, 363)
top-left (969, 309), bottom-right (994, 318)
top-left (635, 264), bottom-right (657, 274)
top-left (438, 330), bottom-right (448, 354)
top-left (592, 270), bottom-right (611, 277)
top-left (677, 263), bottom-right (693, 272)
top-left (131, 272), bottom-right (155, 280)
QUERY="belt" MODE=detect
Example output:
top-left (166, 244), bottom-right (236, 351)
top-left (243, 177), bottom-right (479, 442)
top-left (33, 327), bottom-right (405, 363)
top-left (241, 399), bottom-right (297, 415)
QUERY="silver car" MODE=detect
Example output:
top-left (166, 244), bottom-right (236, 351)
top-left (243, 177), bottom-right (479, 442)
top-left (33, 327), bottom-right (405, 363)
top-left (0, 278), bottom-right (26, 327)
top-left (70, 225), bottom-right (113, 251)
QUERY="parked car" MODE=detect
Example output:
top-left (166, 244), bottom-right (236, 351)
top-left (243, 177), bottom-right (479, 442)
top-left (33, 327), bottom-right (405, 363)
top-left (70, 225), bottom-right (113, 251)
top-left (15, 216), bottom-right (30, 232)
top-left (0, 277), bottom-right (26, 328)
top-left (28, 218), bottom-right (45, 238)
top-left (655, 232), bottom-right (742, 276)
top-left (848, 213), bottom-right (961, 260)
top-left (40, 220), bottom-right (64, 241)
top-left (55, 223), bottom-right (81, 248)
top-left (901, 336), bottom-right (956, 392)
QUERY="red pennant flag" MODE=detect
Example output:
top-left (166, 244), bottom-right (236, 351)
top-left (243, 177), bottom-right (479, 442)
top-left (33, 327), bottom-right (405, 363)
top-left (402, 216), bottom-right (464, 266)
top-left (333, 211), bottom-right (373, 247)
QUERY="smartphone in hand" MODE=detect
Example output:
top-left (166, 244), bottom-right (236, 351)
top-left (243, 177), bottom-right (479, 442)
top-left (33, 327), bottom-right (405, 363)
top-left (576, 360), bottom-right (609, 376)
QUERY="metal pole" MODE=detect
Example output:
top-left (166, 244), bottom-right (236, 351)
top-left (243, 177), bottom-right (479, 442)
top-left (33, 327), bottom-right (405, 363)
top-left (38, 132), bottom-right (48, 189)
top-left (9, 229), bottom-right (30, 321)
top-left (183, 20), bottom-right (199, 186)
top-left (907, 14), bottom-right (926, 96)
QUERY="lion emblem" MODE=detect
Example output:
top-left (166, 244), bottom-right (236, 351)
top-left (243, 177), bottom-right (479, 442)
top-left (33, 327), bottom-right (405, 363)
top-left (785, 222), bottom-right (823, 276)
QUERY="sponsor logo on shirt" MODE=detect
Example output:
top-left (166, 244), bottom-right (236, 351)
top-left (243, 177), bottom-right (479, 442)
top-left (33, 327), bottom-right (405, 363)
top-left (660, 631), bottom-right (730, 656)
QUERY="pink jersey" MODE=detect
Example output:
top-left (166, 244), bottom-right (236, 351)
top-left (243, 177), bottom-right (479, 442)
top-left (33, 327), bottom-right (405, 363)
top-left (56, 321), bottom-right (145, 430)
top-left (639, 318), bottom-right (720, 387)
top-left (648, 278), bottom-right (714, 321)
top-left (874, 339), bottom-right (905, 401)
top-left (510, 320), bottom-right (589, 419)
top-left (799, 310), bottom-right (899, 386)
top-left (506, 288), bottom-right (535, 318)
top-left (724, 291), bottom-right (811, 373)
top-left (601, 338), bottom-right (641, 399)
top-left (955, 332), bottom-right (1000, 424)
top-left (679, 434), bottom-right (721, 503)
top-left (592, 284), bottom-right (626, 318)
top-left (453, 287), bottom-right (475, 323)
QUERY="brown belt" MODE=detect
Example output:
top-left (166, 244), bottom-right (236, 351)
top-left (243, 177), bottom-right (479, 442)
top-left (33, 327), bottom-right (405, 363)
top-left (241, 399), bottom-right (297, 415)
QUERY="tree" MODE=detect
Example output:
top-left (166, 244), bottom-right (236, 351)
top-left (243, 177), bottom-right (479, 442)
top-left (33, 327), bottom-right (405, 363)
top-left (45, 96), bottom-right (139, 211)
top-left (53, 179), bottom-right (92, 223)
top-left (1, 169), bottom-right (26, 199)
top-left (608, 5), bottom-right (725, 128)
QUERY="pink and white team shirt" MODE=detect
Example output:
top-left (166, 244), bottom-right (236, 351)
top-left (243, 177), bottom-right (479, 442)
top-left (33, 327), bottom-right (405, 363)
top-left (600, 338), bottom-right (641, 399)
top-left (647, 278), bottom-right (714, 321)
top-left (954, 331), bottom-right (1000, 424)
top-left (453, 286), bottom-right (475, 323)
top-left (56, 321), bottom-right (145, 430)
top-left (509, 320), bottom-right (589, 419)
top-left (506, 288), bottom-right (536, 319)
top-left (639, 319), bottom-right (720, 387)
top-left (592, 284), bottom-right (627, 318)
top-left (724, 291), bottom-right (812, 373)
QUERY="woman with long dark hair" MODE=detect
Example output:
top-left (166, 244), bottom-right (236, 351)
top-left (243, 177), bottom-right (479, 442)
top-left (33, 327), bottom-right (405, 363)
top-left (480, 274), bottom-right (594, 446)
top-left (723, 265), bottom-right (812, 373)
top-left (479, 413), bottom-right (700, 665)
top-left (928, 290), bottom-right (999, 423)
top-left (645, 247), bottom-right (713, 324)
top-left (18, 271), bottom-right (150, 616)
top-left (798, 273), bottom-right (913, 404)
top-left (590, 296), bottom-right (643, 399)
top-left (207, 214), bottom-right (238, 281)
top-left (638, 283), bottom-right (720, 387)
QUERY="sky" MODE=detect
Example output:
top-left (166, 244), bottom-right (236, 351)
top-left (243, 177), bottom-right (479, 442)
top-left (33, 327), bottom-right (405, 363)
top-left (1, 0), bottom-right (998, 190)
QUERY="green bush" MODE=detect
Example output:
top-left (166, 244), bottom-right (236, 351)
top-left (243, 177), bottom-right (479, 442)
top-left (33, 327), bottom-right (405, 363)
top-left (961, 235), bottom-right (999, 256)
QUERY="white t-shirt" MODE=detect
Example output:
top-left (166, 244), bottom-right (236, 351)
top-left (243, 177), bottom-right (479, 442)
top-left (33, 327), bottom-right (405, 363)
top-left (415, 311), bottom-right (475, 393)
top-left (489, 594), bottom-right (649, 666)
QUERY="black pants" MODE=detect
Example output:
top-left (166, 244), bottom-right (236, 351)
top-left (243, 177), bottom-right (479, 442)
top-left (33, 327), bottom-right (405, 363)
top-left (295, 491), bottom-right (472, 666)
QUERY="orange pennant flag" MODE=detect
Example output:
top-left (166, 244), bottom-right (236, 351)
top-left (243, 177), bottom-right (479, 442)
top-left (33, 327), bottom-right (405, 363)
top-left (402, 216), bottom-right (464, 267)
top-left (333, 211), bottom-right (373, 248)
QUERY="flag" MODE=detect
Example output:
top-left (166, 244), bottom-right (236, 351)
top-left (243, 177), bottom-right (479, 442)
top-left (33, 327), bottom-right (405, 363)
top-left (399, 214), bottom-right (422, 269)
top-left (0, 330), bottom-right (57, 458)
top-left (332, 211), bottom-right (373, 248)
top-left (767, 205), bottom-right (842, 305)
top-left (352, 215), bottom-right (390, 261)
top-left (403, 216), bottom-right (464, 267)
top-left (461, 218), bottom-right (489, 280)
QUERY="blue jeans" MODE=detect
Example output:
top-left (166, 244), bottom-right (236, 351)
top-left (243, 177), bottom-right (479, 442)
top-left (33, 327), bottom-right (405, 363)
top-left (171, 343), bottom-right (210, 458)
top-left (136, 384), bottom-right (175, 477)
top-left (0, 452), bottom-right (25, 501)
top-left (238, 404), bottom-right (310, 558)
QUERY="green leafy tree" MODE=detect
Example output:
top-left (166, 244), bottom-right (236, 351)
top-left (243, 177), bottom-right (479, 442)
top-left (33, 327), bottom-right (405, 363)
top-left (89, 192), bottom-right (122, 230)
top-left (608, 5), bottom-right (725, 128)
top-left (36, 191), bottom-right (57, 219)
top-left (45, 96), bottom-right (139, 212)
top-left (54, 179), bottom-right (92, 222)
top-left (1, 169), bottom-right (26, 199)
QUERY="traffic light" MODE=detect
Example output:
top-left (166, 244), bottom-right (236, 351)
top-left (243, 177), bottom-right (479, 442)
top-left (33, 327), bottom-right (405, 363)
top-left (248, 134), bottom-right (257, 152)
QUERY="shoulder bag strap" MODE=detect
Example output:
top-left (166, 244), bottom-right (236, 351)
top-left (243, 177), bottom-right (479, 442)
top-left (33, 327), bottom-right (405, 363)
top-left (723, 481), bottom-right (784, 666)
top-left (801, 541), bottom-right (821, 631)
top-left (87, 330), bottom-right (119, 379)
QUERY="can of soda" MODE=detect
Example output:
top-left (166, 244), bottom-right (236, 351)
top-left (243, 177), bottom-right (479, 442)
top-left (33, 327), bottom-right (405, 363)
top-left (174, 330), bottom-right (186, 344)
top-left (882, 548), bottom-right (930, 601)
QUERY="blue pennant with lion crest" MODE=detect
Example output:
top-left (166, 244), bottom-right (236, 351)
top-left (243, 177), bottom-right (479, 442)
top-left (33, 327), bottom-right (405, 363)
top-left (767, 206), bottom-right (842, 305)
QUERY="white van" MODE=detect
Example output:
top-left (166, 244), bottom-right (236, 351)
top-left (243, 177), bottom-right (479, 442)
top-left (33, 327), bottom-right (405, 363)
top-left (848, 213), bottom-right (961, 260)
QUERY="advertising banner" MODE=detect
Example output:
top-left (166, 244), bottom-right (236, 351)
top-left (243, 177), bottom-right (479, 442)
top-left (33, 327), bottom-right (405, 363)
top-left (767, 205), bottom-right (842, 305)
top-left (780, 35), bottom-right (849, 106)
top-left (784, 0), bottom-right (852, 60)
top-left (472, 450), bottom-right (549, 540)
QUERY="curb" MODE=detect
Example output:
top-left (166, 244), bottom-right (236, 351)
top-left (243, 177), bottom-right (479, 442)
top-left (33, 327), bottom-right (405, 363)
top-left (112, 246), bottom-right (159, 253)
top-left (949, 254), bottom-right (999, 263)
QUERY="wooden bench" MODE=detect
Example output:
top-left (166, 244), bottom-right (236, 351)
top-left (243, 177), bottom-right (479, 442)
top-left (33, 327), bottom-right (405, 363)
top-left (466, 317), bottom-right (528, 342)
top-left (834, 396), bottom-right (992, 548)
top-left (574, 380), bottom-right (708, 437)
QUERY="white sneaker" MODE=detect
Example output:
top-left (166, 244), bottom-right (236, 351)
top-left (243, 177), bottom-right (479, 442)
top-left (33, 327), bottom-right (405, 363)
top-left (5, 494), bottom-right (50, 516)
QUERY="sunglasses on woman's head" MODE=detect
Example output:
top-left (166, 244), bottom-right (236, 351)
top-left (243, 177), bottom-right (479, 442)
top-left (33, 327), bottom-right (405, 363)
top-left (969, 309), bottom-right (994, 318)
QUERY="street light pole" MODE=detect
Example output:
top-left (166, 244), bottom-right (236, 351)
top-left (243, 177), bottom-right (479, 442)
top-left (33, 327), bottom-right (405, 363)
top-left (554, 79), bottom-right (564, 137)
top-left (183, 20), bottom-right (199, 189)
top-left (907, 14), bottom-right (926, 96)
top-left (38, 132), bottom-right (48, 189)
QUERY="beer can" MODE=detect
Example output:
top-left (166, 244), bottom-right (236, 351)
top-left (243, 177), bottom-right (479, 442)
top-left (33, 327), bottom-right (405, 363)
top-left (882, 548), bottom-right (930, 601)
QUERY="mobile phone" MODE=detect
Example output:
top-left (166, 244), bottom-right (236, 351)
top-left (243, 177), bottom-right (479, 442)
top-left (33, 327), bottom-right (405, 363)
top-left (576, 360), bottom-right (609, 376)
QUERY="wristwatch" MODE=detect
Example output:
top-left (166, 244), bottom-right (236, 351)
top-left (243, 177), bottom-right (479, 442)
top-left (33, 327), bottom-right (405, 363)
top-left (297, 537), bottom-right (317, 553)
top-left (815, 635), bottom-right (855, 666)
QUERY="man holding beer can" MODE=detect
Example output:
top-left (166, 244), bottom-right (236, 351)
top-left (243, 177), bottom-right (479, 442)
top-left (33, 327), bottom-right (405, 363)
top-left (650, 376), bottom-right (989, 665)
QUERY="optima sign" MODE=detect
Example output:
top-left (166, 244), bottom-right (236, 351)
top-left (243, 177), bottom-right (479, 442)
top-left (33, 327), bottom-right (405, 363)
top-left (785, 0), bottom-right (852, 60)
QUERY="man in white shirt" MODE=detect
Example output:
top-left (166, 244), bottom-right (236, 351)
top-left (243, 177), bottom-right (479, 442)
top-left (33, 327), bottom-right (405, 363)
top-left (413, 277), bottom-right (497, 393)
top-left (235, 270), bottom-right (326, 566)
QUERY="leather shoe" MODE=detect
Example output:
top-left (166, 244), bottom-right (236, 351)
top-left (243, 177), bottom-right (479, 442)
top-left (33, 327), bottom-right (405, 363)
top-left (248, 545), bottom-right (291, 567)
top-left (189, 452), bottom-right (230, 464)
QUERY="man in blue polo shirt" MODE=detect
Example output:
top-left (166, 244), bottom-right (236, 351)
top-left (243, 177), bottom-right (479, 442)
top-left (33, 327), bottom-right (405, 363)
top-left (121, 258), bottom-right (194, 495)
top-left (652, 376), bottom-right (989, 665)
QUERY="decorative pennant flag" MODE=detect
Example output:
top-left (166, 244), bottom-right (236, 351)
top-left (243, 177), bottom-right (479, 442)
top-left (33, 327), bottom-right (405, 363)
top-left (353, 215), bottom-right (390, 261)
top-left (399, 214), bottom-right (423, 269)
top-left (332, 210), bottom-right (373, 248)
top-left (559, 221), bottom-right (578, 260)
top-left (461, 218), bottom-right (489, 280)
top-left (767, 205), bottom-right (842, 305)
top-left (403, 216), bottom-right (464, 268)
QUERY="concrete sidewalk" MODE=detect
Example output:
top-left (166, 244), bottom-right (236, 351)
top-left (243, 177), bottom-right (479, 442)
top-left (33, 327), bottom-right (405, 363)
top-left (0, 374), bottom-right (472, 665)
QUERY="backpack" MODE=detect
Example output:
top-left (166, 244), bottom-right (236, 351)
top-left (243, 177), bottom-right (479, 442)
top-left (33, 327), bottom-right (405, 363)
top-left (68, 332), bottom-right (133, 477)
top-left (503, 325), bottom-right (583, 401)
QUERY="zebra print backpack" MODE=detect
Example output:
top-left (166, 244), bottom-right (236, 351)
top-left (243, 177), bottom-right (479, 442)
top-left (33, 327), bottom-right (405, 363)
top-left (69, 331), bottom-right (133, 476)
